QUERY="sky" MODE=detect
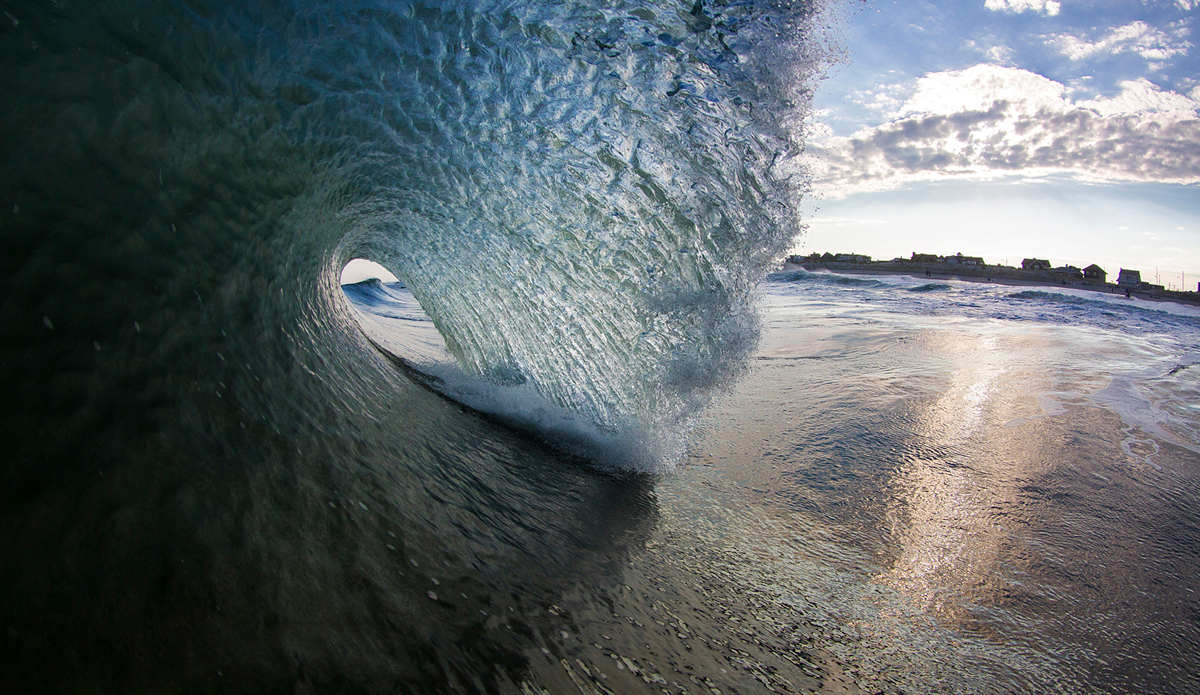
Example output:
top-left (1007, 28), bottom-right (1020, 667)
top-left (341, 258), bottom-right (400, 284)
top-left (799, 0), bottom-right (1200, 290)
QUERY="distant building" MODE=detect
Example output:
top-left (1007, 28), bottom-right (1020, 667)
top-left (834, 253), bottom-right (871, 263)
top-left (911, 252), bottom-right (940, 263)
top-left (1050, 265), bottom-right (1083, 280)
top-left (1117, 269), bottom-right (1141, 287)
top-left (1022, 258), bottom-right (1051, 271)
top-left (946, 252), bottom-right (985, 266)
top-left (1083, 264), bottom-right (1107, 283)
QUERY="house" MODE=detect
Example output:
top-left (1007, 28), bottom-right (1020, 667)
top-left (1083, 264), bottom-right (1107, 283)
top-left (834, 253), bottom-right (871, 263)
top-left (1050, 265), bottom-right (1083, 281)
top-left (911, 252), bottom-right (940, 263)
top-left (1022, 258), bottom-right (1051, 271)
top-left (1117, 269), bottom-right (1141, 287)
top-left (946, 252), bottom-right (985, 266)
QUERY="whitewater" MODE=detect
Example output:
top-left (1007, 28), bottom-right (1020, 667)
top-left (4, 0), bottom-right (1200, 692)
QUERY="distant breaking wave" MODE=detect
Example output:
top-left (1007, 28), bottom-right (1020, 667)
top-left (908, 282), bottom-right (952, 293)
top-left (768, 268), bottom-right (887, 287)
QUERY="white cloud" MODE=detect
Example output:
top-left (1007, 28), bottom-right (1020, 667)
top-left (1076, 77), bottom-right (1200, 118)
top-left (840, 80), bottom-right (915, 124)
top-left (805, 65), bottom-right (1200, 196)
top-left (897, 65), bottom-right (1066, 116)
top-left (1176, 1), bottom-right (1198, 11)
top-left (1050, 21), bottom-right (1193, 62)
top-left (964, 37), bottom-right (1017, 65)
top-left (984, 0), bottom-right (1061, 16)
top-left (985, 45), bottom-right (1016, 64)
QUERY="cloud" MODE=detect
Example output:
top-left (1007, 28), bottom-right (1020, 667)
top-left (984, 0), bottom-right (1061, 16)
top-left (806, 65), bottom-right (1200, 196)
top-left (963, 37), bottom-right (1017, 65)
top-left (985, 45), bottom-right (1015, 64)
top-left (1177, 1), bottom-right (1198, 11)
top-left (847, 88), bottom-right (909, 122)
top-left (1049, 21), bottom-right (1193, 62)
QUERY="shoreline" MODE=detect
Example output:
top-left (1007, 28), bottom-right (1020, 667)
top-left (782, 262), bottom-right (1200, 308)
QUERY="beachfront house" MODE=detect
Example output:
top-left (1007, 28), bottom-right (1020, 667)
top-left (835, 253), bottom-right (871, 263)
top-left (1050, 265), bottom-right (1084, 281)
top-left (1022, 258), bottom-right (1051, 271)
top-left (945, 252), bottom-right (985, 266)
top-left (911, 252), bottom-right (940, 264)
top-left (1083, 264), bottom-right (1107, 283)
top-left (1118, 269), bottom-right (1141, 287)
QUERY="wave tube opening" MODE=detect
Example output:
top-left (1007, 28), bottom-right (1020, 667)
top-left (338, 256), bottom-right (688, 473)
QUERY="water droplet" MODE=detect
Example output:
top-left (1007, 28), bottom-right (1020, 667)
top-left (42, 316), bottom-right (52, 329)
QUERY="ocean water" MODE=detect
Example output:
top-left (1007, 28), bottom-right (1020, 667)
top-left (339, 271), bottom-right (1200, 694)
top-left (4, 0), bottom-right (1200, 693)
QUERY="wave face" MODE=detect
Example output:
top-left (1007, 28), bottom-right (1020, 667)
top-left (2, 0), bottom-right (824, 458)
top-left (0, 0), bottom-right (828, 690)
top-left (327, 0), bottom-right (823, 443)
